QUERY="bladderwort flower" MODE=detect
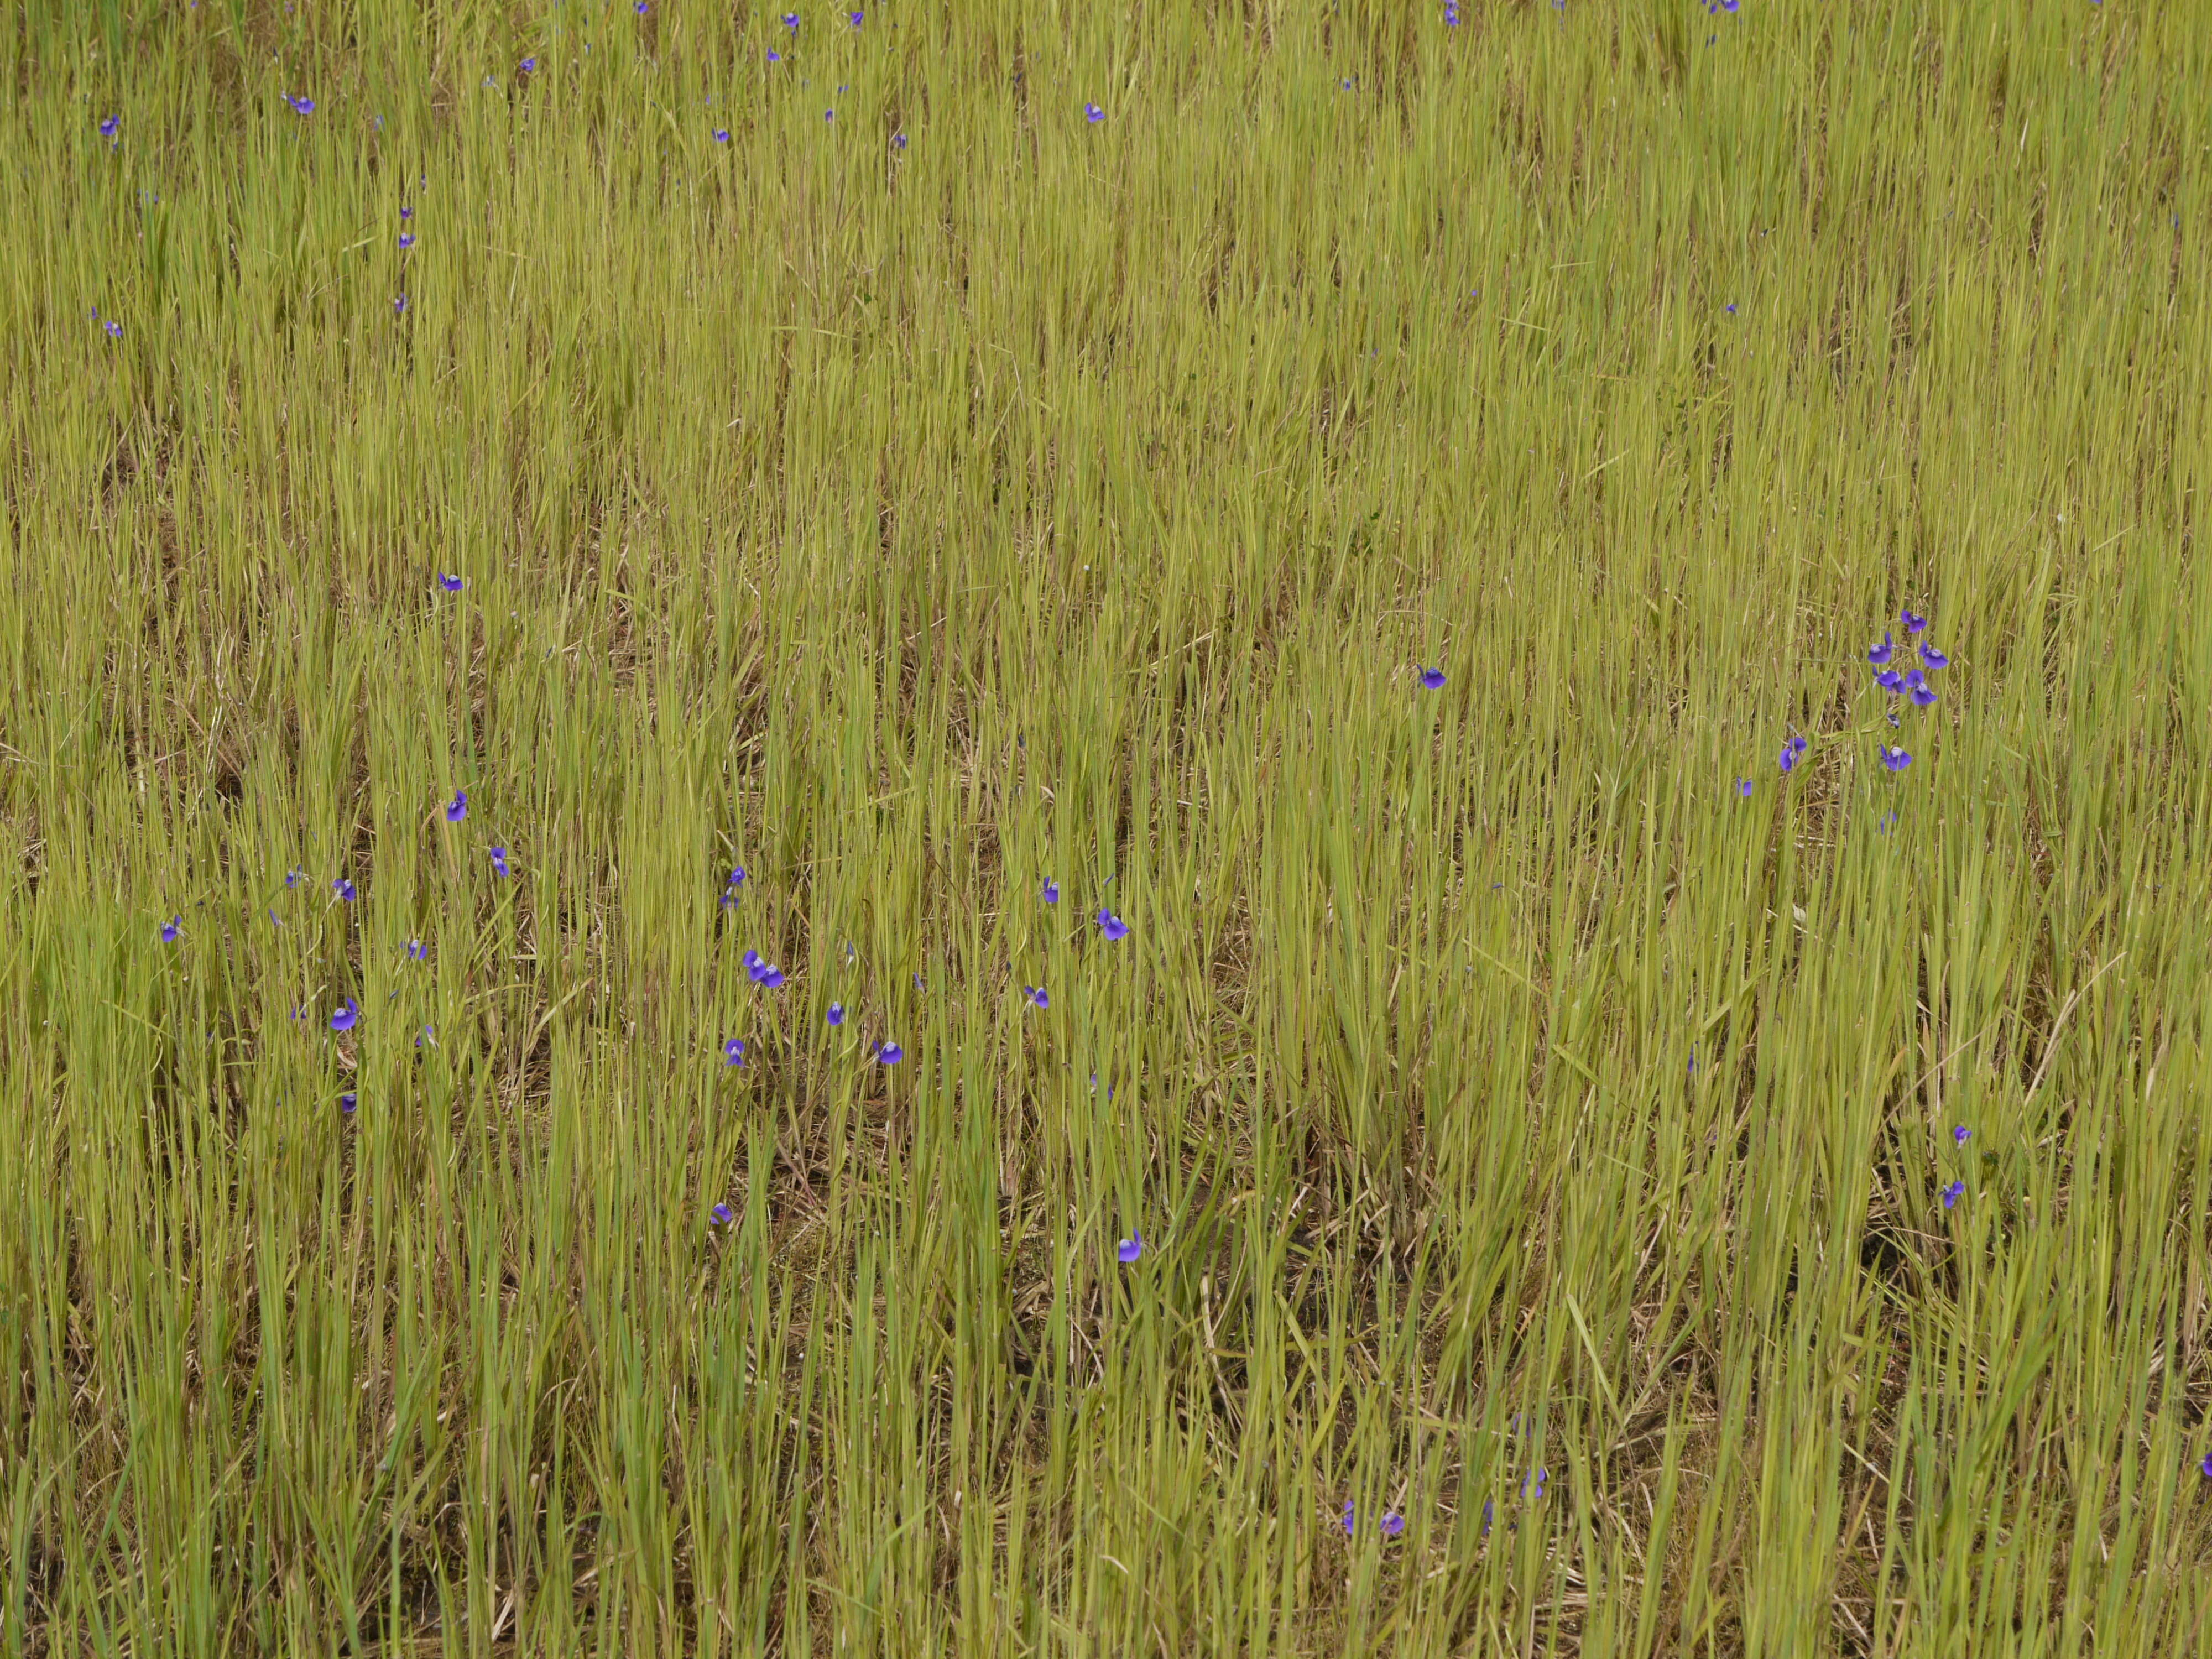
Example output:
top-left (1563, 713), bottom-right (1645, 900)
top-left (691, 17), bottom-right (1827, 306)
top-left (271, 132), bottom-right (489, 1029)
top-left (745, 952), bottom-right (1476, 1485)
top-left (891, 131), bottom-right (907, 150)
top-left (1920, 644), bottom-right (1949, 670)
top-left (100, 115), bottom-right (119, 138)
top-left (709, 1201), bottom-right (734, 1226)
top-left (1867, 632), bottom-right (1895, 665)
top-left (399, 230), bottom-right (415, 249)
top-left (1908, 676), bottom-right (1938, 708)
top-left (489, 846), bottom-right (512, 878)
top-left (104, 319), bottom-right (123, 339)
top-left (1084, 102), bottom-right (1105, 123)
top-left (1381, 1512), bottom-right (1406, 1537)
top-left (1117, 1232), bottom-right (1143, 1262)
top-left (2199, 1451), bottom-right (2212, 1480)
top-left (1735, 777), bottom-right (1752, 797)
top-left (1953, 1125), bottom-right (1971, 1146)
top-left (1419, 666), bottom-right (1446, 690)
top-left (874, 1040), bottom-right (904, 1065)
top-left (1778, 734), bottom-right (1808, 773)
top-left (782, 10), bottom-right (799, 24)
top-left (520, 56), bottom-right (538, 72)
top-left (826, 1002), bottom-right (846, 1026)
top-left (714, 127), bottom-right (731, 142)
top-left (285, 867), bottom-right (304, 889)
top-left (1901, 607), bottom-right (1927, 635)
top-left (849, 8), bottom-right (863, 23)
top-left (1521, 1467), bottom-right (1548, 1502)
top-left (161, 916), bottom-right (182, 943)
top-left (1875, 666), bottom-right (1906, 692)
top-left (723, 1037), bottom-right (745, 1066)
top-left (1043, 878), bottom-right (1060, 904)
top-left (332, 877), bottom-right (358, 902)
top-left (445, 790), bottom-right (468, 822)
top-left (341, 1091), bottom-right (358, 1114)
top-left (286, 94), bottom-right (316, 116)
top-left (1023, 985), bottom-right (1050, 1009)
top-left (407, 940), bottom-right (429, 962)
top-left (330, 998), bottom-right (361, 1033)
top-left (415, 1024), bottom-right (436, 1050)
top-left (1942, 1180), bottom-right (1966, 1210)
top-left (1342, 1500), bottom-right (1357, 1536)
top-left (1880, 745), bottom-right (1913, 773)
top-left (1097, 908), bottom-right (1129, 941)
top-left (436, 572), bottom-right (463, 593)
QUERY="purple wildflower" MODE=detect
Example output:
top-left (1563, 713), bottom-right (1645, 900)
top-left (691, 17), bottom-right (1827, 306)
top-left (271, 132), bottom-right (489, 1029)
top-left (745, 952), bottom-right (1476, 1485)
top-left (1097, 909), bottom-right (1129, 941)
top-left (1117, 1232), bottom-right (1143, 1263)
top-left (330, 998), bottom-right (361, 1033)
top-left (1942, 1180), bottom-right (1966, 1210)
top-left (827, 1002), bottom-right (846, 1026)
top-left (1920, 645), bottom-right (1949, 670)
top-left (437, 572), bottom-right (463, 591)
top-left (445, 790), bottom-right (467, 822)
top-left (875, 1040), bottom-right (904, 1065)
top-left (489, 846), bottom-right (511, 878)
top-left (332, 877), bottom-right (357, 902)
top-left (1043, 878), bottom-right (1060, 904)
top-left (1880, 745), bottom-right (1913, 773)
top-left (1084, 102), bottom-right (1105, 123)
top-left (723, 1038), bottom-right (745, 1066)
top-left (1901, 607), bottom-right (1927, 634)
top-left (1953, 1125), bottom-right (1971, 1146)
top-left (709, 1201), bottom-right (734, 1225)
top-left (1419, 666), bottom-right (1446, 690)
top-left (161, 916), bottom-right (182, 943)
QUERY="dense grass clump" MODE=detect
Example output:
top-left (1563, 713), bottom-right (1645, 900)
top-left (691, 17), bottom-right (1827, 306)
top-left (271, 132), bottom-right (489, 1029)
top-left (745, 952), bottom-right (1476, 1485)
top-left (3, 1), bottom-right (2210, 1652)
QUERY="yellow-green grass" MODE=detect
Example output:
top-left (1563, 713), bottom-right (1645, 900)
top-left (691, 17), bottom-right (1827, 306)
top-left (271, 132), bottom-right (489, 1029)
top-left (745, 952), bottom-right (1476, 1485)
top-left (3, 0), bottom-right (2209, 1651)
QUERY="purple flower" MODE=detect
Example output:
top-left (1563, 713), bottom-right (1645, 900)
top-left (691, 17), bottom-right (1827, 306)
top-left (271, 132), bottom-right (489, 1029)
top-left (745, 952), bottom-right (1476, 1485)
top-left (1901, 607), bottom-right (1927, 634)
top-left (1097, 909), bottom-right (1129, 941)
top-left (489, 846), bottom-right (511, 877)
top-left (849, 8), bottom-right (863, 22)
top-left (1023, 984), bottom-right (1050, 1009)
top-left (714, 128), bottom-right (731, 142)
top-left (1418, 666), bottom-right (1446, 690)
top-left (1908, 681), bottom-right (1938, 708)
top-left (437, 572), bottom-right (463, 591)
top-left (1342, 1500), bottom-right (1356, 1536)
top-left (286, 94), bottom-right (315, 115)
top-left (393, 294), bottom-right (409, 316)
top-left (782, 10), bottom-right (799, 24)
top-left (1942, 1180), bottom-right (1965, 1210)
top-left (407, 939), bottom-right (429, 962)
top-left (1735, 777), bottom-right (1752, 797)
top-left (635, 1), bottom-right (648, 12)
top-left (825, 109), bottom-right (834, 122)
top-left (445, 790), bottom-right (467, 822)
top-left (1953, 1125), bottom-right (1971, 1146)
top-left (727, 866), bottom-right (747, 888)
top-left (1919, 645), bottom-right (1949, 670)
top-left (2200, 1452), bottom-right (2212, 1480)
top-left (100, 116), bottom-right (119, 138)
top-left (105, 319), bottom-right (123, 339)
top-left (1880, 745), bottom-right (1912, 773)
top-left (758, 964), bottom-right (786, 989)
top-left (874, 1040), bottom-right (904, 1065)
top-left (400, 206), bottom-right (413, 220)
top-left (1117, 1231), bottom-right (1143, 1263)
top-left (332, 877), bottom-right (358, 902)
top-left (285, 867), bottom-right (304, 889)
top-left (1522, 1467), bottom-right (1548, 1501)
top-left (330, 998), bottom-right (361, 1033)
top-left (891, 131), bottom-right (907, 149)
top-left (709, 1201), bottom-right (734, 1225)
top-left (399, 231), bottom-right (415, 249)
top-left (768, 48), bottom-right (782, 61)
top-left (1876, 667), bottom-right (1905, 692)
top-left (520, 56), bottom-right (537, 72)
top-left (415, 1024), bottom-right (436, 1050)
top-left (723, 1037), bottom-right (745, 1066)
top-left (1042, 878), bottom-right (1060, 905)
top-left (1867, 632), bottom-right (1894, 665)
top-left (1084, 103), bottom-right (1105, 123)
top-left (1381, 1511), bottom-right (1405, 1538)
top-left (341, 1091), bottom-right (358, 1114)
top-left (1445, 1), bottom-right (1461, 21)
top-left (161, 916), bottom-right (182, 943)
top-left (827, 1002), bottom-right (846, 1026)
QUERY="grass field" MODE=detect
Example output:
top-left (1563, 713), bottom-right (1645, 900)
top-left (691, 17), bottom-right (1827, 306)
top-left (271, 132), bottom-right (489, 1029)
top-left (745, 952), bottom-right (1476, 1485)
top-left (4, 0), bottom-right (2210, 1652)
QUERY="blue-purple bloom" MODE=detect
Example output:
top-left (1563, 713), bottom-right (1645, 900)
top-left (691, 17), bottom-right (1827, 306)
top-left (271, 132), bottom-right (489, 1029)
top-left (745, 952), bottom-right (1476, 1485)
top-left (489, 846), bottom-right (511, 877)
top-left (105, 319), bottom-right (123, 339)
top-left (341, 1091), bottom-right (358, 1114)
top-left (1522, 1467), bottom-right (1548, 1501)
top-left (1097, 909), bottom-right (1129, 941)
top-left (1117, 1232), bottom-right (1143, 1263)
top-left (286, 94), bottom-right (315, 115)
top-left (1953, 1125), bottom-right (1971, 1146)
top-left (1880, 745), bottom-right (1913, 773)
top-left (399, 231), bottom-right (415, 249)
top-left (1342, 1500), bottom-right (1356, 1536)
top-left (723, 1037), bottom-right (745, 1066)
top-left (330, 998), bottom-right (361, 1033)
top-left (1901, 607), bottom-right (1927, 634)
top-left (393, 294), bottom-right (408, 316)
top-left (1084, 102), bottom-right (1105, 123)
top-left (160, 916), bottom-right (181, 943)
top-left (1381, 1511), bottom-right (1405, 1537)
top-left (332, 877), bottom-right (358, 902)
top-left (714, 128), bottom-right (731, 142)
top-left (1942, 1180), bottom-right (1965, 1210)
top-left (520, 56), bottom-right (538, 72)
top-left (1735, 777), bottom-right (1752, 797)
top-left (849, 8), bottom-right (863, 23)
top-left (437, 572), bottom-right (463, 591)
top-left (827, 1002), bottom-right (846, 1026)
top-left (1919, 645), bottom-right (1949, 670)
top-left (1867, 632), bottom-right (1894, 665)
top-left (285, 867), bottom-right (304, 889)
top-left (709, 1201), bottom-right (734, 1225)
top-left (892, 131), bottom-right (907, 149)
top-left (874, 1040), bottom-right (904, 1065)
top-left (2199, 1451), bottom-right (2212, 1480)
top-left (1023, 984), bottom-right (1050, 1009)
top-left (445, 790), bottom-right (467, 822)
top-left (100, 116), bottom-right (119, 138)
top-left (1908, 680), bottom-right (1938, 707)
top-left (1418, 666), bottom-right (1446, 690)
top-left (407, 939), bottom-right (429, 962)
top-left (782, 10), bottom-right (799, 23)
top-left (1043, 878), bottom-right (1060, 904)
top-left (1875, 667), bottom-right (1905, 692)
